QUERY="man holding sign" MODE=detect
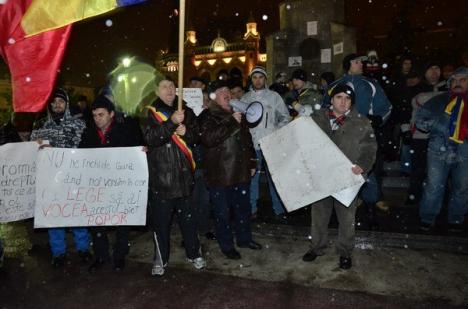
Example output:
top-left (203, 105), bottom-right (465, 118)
top-left (145, 77), bottom-right (205, 276)
top-left (30, 88), bottom-right (91, 268)
top-left (303, 84), bottom-right (377, 270)
top-left (79, 95), bottom-right (144, 272)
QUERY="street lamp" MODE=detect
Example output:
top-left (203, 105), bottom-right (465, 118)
top-left (122, 57), bottom-right (132, 68)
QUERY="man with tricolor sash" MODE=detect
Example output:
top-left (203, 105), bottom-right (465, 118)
top-left (145, 77), bottom-right (205, 276)
top-left (416, 67), bottom-right (468, 233)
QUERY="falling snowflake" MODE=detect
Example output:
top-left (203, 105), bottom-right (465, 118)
top-left (408, 194), bottom-right (415, 200)
top-left (286, 4), bottom-right (291, 10)
top-left (235, 12), bottom-right (239, 17)
top-left (382, 63), bottom-right (388, 69)
top-left (105, 19), bottom-right (113, 27)
top-left (314, 104), bottom-right (321, 110)
top-left (25, 77), bottom-right (31, 82)
top-left (262, 15), bottom-right (268, 21)
top-left (7, 38), bottom-right (15, 44)
top-left (436, 21), bottom-right (443, 26)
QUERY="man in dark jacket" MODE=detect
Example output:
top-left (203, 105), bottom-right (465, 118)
top-left (145, 77), bottom-right (205, 276)
top-left (303, 84), bottom-right (377, 269)
top-left (79, 95), bottom-right (144, 272)
top-left (200, 80), bottom-right (262, 260)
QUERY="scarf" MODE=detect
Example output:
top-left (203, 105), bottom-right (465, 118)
top-left (328, 110), bottom-right (349, 131)
top-left (445, 93), bottom-right (468, 144)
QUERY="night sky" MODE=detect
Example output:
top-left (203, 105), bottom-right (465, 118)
top-left (2, 0), bottom-right (467, 87)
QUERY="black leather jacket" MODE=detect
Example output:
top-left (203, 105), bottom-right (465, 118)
top-left (199, 104), bottom-right (256, 187)
top-left (145, 97), bottom-right (198, 199)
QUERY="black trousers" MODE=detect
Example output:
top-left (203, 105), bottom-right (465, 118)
top-left (148, 195), bottom-right (201, 266)
top-left (90, 226), bottom-right (130, 261)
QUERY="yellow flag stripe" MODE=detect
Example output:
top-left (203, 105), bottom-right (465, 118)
top-left (22, 0), bottom-right (117, 37)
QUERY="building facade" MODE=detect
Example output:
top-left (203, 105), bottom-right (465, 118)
top-left (156, 16), bottom-right (266, 86)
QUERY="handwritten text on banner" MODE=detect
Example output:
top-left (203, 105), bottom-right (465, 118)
top-left (34, 147), bottom-right (148, 227)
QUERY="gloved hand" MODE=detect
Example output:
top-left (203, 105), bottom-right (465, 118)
top-left (367, 114), bottom-right (383, 127)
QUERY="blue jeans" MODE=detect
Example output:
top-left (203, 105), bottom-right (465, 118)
top-left (210, 184), bottom-right (252, 252)
top-left (48, 227), bottom-right (90, 257)
top-left (250, 150), bottom-right (285, 215)
top-left (419, 152), bottom-right (468, 225)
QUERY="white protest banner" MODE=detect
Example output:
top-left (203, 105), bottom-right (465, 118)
top-left (34, 147), bottom-right (148, 228)
top-left (176, 88), bottom-right (203, 116)
top-left (259, 117), bottom-right (364, 212)
top-left (0, 142), bottom-right (39, 223)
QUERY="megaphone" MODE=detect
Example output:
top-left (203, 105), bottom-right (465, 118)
top-left (230, 99), bottom-right (263, 126)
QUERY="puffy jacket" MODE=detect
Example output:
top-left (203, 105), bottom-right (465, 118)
top-left (242, 88), bottom-right (291, 149)
top-left (322, 74), bottom-right (392, 125)
top-left (145, 97), bottom-right (198, 199)
top-left (199, 103), bottom-right (256, 187)
top-left (312, 107), bottom-right (377, 174)
top-left (415, 92), bottom-right (468, 162)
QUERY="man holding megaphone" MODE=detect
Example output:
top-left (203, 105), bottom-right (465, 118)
top-left (199, 80), bottom-right (262, 260)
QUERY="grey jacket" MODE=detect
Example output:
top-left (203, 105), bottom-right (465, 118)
top-left (242, 88), bottom-right (291, 149)
top-left (312, 107), bottom-right (377, 174)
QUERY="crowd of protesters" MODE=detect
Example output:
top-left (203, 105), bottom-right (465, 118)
top-left (0, 51), bottom-right (467, 273)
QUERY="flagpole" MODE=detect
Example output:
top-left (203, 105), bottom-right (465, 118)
top-left (177, 0), bottom-right (186, 112)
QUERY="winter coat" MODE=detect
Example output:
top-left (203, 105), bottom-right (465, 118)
top-left (415, 92), bottom-right (468, 163)
top-left (284, 82), bottom-right (323, 116)
top-left (322, 74), bottom-right (392, 125)
top-left (311, 107), bottom-right (377, 174)
top-left (199, 103), bottom-right (257, 187)
top-left (30, 102), bottom-right (85, 148)
top-left (409, 91), bottom-right (444, 139)
top-left (145, 97), bottom-right (198, 199)
top-left (241, 88), bottom-right (291, 149)
top-left (79, 117), bottom-right (144, 148)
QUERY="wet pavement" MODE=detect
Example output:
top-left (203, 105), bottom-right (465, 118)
top-left (1, 220), bottom-right (467, 308)
top-left (1, 176), bottom-right (467, 308)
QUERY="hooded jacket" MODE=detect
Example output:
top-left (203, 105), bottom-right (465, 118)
top-left (145, 97), bottom-right (198, 200)
top-left (199, 103), bottom-right (256, 187)
top-left (30, 98), bottom-right (85, 148)
top-left (242, 87), bottom-right (291, 150)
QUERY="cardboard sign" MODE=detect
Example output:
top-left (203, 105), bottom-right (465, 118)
top-left (34, 147), bottom-right (148, 227)
top-left (176, 88), bottom-right (203, 116)
top-left (259, 117), bottom-right (364, 212)
top-left (0, 142), bottom-right (39, 222)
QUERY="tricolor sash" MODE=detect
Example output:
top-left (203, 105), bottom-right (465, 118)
top-left (147, 106), bottom-right (196, 171)
top-left (445, 95), bottom-right (468, 144)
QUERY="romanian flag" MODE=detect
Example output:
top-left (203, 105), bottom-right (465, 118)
top-left (445, 95), bottom-right (468, 144)
top-left (0, 0), bottom-right (71, 112)
top-left (0, 0), bottom-right (145, 112)
top-left (21, 0), bottom-right (146, 37)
